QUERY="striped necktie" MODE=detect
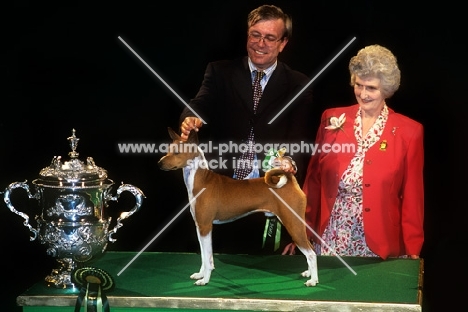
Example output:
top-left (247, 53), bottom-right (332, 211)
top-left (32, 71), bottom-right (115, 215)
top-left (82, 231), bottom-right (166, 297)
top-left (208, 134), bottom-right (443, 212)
top-left (234, 70), bottom-right (265, 180)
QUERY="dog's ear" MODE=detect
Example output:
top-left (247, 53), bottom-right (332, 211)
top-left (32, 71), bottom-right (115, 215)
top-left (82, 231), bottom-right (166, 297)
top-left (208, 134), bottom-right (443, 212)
top-left (168, 127), bottom-right (181, 141)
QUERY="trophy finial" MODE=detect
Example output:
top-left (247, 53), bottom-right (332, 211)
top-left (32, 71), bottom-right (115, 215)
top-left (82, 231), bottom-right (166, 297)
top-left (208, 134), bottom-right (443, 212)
top-left (67, 129), bottom-right (80, 159)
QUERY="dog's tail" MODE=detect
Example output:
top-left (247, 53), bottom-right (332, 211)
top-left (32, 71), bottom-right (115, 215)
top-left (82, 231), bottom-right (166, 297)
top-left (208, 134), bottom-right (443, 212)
top-left (264, 168), bottom-right (291, 188)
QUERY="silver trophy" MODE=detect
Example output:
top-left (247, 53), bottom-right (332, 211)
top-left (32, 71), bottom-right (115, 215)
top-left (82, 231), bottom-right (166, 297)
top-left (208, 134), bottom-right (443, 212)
top-left (3, 129), bottom-right (145, 288)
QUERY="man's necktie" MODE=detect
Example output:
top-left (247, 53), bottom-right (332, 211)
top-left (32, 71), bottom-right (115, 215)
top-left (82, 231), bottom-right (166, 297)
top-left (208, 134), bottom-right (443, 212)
top-left (234, 70), bottom-right (265, 180)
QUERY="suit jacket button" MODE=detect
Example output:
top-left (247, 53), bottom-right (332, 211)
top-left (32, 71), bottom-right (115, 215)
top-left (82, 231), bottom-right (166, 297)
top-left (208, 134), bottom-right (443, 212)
top-left (364, 208), bottom-right (371, 212)
top-left (366, 159), bottom-right (372, 165)
top-left (364, 183), bottom-right (370, 187)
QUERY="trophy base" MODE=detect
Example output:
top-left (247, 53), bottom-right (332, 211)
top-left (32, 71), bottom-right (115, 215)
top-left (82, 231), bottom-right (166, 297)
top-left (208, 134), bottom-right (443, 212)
top-left (45, 269), bottom-right (75, 289)
top-left (44, 258), bottom-right (76, 289)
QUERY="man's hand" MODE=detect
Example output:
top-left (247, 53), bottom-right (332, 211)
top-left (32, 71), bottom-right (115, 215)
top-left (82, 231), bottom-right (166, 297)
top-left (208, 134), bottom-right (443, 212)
top-left (180, 117), bottom-right (203, 141)
top-left (280, 158), bottom-right (297, 174)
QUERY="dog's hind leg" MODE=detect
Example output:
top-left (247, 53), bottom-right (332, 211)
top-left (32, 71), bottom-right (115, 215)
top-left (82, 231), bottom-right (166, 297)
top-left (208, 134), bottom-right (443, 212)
top-left (296, 245), bottom-right (319, 287)
top-left (191, 230), bottom-right (214, 285)
top-left (284, 216), bottom-right (319, 286)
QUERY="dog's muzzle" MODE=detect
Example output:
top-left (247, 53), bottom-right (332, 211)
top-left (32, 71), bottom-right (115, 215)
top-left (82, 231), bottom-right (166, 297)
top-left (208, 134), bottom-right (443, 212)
top-left (158, 158), bottom-right (177, 171)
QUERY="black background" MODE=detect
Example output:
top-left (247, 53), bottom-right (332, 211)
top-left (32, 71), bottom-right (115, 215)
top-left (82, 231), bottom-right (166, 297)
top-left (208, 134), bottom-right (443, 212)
top-left (2, 1), bottom-right (466, 311)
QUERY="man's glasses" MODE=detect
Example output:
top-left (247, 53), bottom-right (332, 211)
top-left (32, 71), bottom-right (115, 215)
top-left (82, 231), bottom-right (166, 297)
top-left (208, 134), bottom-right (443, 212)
top-left (248, 32), bottom-right (282, 46)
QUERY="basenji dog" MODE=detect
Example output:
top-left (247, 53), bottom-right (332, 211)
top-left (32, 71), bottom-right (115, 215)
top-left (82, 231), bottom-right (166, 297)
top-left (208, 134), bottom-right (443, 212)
top-left (158, 127), bottom-right (318, 286)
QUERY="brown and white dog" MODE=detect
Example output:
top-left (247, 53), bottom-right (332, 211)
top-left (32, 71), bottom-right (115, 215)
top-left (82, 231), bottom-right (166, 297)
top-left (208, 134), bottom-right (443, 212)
top-left (158, 127), bottom-right (318, 286)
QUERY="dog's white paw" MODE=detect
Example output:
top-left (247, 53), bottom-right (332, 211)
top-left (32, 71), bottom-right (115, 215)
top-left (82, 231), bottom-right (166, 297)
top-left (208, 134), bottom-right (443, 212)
top-left (194, 279), bottom-right (208, 286)
top-left (301, 269), bottom-right (311, 278)
top-left (191, 272), bottom-right (210, 285)
top-left (190, 272), bottom-right (204, 280)
top-left (305, 279), bottom-right (318, 287)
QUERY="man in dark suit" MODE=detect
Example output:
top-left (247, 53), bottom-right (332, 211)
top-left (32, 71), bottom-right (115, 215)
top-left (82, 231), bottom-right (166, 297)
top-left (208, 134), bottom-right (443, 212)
top-left (179, 4), bottom-right (314, 254)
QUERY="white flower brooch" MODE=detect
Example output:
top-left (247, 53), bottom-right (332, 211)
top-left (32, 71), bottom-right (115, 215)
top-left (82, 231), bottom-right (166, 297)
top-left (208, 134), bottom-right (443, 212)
top-left (325, 113), bottom-right (346, 131)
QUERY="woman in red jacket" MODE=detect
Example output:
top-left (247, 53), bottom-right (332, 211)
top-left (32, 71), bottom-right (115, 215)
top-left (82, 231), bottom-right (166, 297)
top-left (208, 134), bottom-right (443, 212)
top-left (284, 44), bottom-right (424, 259)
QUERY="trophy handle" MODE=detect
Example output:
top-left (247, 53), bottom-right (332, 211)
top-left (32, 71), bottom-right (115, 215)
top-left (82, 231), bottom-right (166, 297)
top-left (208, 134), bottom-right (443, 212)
top-left (107, 183), bottom-right (145, 242)
top-left (3, 181), bottom-right (40, 241)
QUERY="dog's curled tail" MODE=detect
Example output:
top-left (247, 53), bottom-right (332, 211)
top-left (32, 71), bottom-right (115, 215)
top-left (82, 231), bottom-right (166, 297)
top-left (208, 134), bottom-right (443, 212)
top-left (264, 168), bottom-right (291, 188)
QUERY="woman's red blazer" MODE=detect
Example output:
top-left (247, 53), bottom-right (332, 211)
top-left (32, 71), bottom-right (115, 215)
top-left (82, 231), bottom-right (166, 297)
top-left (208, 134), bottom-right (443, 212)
top-left (303, 104), bottom-right (424, 259)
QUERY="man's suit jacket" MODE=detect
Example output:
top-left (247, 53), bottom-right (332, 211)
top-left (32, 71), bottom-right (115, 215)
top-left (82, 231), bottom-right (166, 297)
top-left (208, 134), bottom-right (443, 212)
top-left (303, 104), bottom-right (424, 258)
top-left (180, 57), bottom-right (314, 185)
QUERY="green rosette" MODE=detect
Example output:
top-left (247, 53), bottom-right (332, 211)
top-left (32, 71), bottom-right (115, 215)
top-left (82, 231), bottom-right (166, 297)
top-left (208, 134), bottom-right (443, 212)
top-left (73, 267), bottom-right (114, 312)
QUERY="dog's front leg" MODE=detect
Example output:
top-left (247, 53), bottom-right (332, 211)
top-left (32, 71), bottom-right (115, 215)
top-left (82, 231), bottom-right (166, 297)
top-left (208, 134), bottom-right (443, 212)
top-left (191, 230), bottom-right (214, 285)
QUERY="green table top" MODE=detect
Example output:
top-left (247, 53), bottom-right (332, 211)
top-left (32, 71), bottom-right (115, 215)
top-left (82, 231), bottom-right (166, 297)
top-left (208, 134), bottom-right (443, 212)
top-left (18, 252), bottom-right (423, 311)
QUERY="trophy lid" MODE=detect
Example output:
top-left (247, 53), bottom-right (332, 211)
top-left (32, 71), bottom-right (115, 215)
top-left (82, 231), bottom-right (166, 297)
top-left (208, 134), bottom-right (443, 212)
top-left (33, 129), bottom-right (112, 187)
